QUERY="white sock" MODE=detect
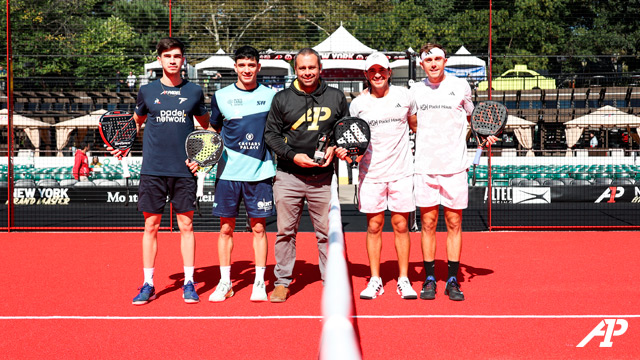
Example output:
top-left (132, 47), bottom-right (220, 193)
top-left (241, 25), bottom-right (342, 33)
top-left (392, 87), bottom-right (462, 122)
top-left (143, 268), bottom-right (154, 286)
top-left (184, 266), bottom-right (195, 285)
top-left (220, 266), bottom-right (231, 283)
top-left (255, 266), bottom-right (266, 283)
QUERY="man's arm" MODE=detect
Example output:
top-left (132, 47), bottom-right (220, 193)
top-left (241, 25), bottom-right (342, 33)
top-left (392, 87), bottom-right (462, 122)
top-left (195, 113), bottom-right (210, 130)
top-left (264, 97), bottom-right (296, 161)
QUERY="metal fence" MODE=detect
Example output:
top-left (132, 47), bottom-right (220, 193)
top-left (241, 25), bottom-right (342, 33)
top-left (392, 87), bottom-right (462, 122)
top-left (2, 0), bottom-right (640, 230)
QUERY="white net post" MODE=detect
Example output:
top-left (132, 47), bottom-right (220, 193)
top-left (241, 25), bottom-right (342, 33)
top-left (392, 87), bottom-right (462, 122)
top-left (319, 174), bottom-right (361, 360)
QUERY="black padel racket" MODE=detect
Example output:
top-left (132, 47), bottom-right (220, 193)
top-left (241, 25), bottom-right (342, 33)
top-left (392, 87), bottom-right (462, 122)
top-left (99, 110), bottom-right (137, 206)
top-left (185, 130), bottom-right (224, 216)
top-left (470, 101), bottom-right (508, 185)
top-left (333, 117), bottom-right (371, 168)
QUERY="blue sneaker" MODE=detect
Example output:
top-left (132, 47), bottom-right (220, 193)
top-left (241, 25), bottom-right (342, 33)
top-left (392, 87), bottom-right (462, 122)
top-left (132, 283), bottom-right (156, 305)
top-left (182, 281), bottom-right (200, 303)
top-left (445, 277), bottom-right (465, 301)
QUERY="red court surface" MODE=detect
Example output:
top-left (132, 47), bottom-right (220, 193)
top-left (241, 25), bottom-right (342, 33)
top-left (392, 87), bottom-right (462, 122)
top-left (1, 231), bottom-right (638, 359)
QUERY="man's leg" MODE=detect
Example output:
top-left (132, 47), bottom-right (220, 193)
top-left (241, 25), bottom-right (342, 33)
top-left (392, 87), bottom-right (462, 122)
top-left (305, 177), bottom-right (331, 281)
top-left (419, 206), bottom-right (439, 263)
top-left (176, 211), bottom-right (195, 268)
top-left (443, 207), bottom-right (465, 301)
top-left (390, 212), bottom-right (411, 278)
top-left (176, 211), bottom-right (200, 303)
top-left (133, 212), bottom-right (162, 305)
top-left (365, 212), bottom-right (385, 278)
top-left (359, 212), bottom-right (385, 300)
top-left (272, 171), bottom-right (305, 288)
top-left (210, 217), bottom-right (236, 302)
top-left (251, 218), bottom-right (268, 268)
top-left (142, 212), bottom-right (162, 269)
top-left (443, 207), bottom-right (463, 263)
top-left (250, 218), bottom-right (269, 301)
top-left (218, 217), bottom-right (236, 267)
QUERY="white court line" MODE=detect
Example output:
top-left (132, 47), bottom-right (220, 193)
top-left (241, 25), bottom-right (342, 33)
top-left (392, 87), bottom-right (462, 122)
top-left (1, 315), bottom-right (639, 320)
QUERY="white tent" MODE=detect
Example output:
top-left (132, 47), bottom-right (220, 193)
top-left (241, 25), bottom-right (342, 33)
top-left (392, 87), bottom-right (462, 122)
top-left (564, 105), bottom-right (640, 153)
top-left (195, 49), bottom-right (235, 75)
top-left (0, 109), bottom-right (51, 155)
top-left (313, 25), bottom-right (374, 83)
top-left (444, 46), bottom-right (487, 80)
top-left (313, 25), bottom-right (375, 54)
top-left (54, 110), bottom-right (107, 157)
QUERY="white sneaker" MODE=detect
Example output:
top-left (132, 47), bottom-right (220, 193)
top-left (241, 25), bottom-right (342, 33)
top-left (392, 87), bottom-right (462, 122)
top-left (396, 277), bottom-right (417, 299)
top-left (360, 277), bottom-right (384, 299)
top-left (209, 280), bottom-right (234, 302)
top-left (250, 281), bottom-right (268, 302)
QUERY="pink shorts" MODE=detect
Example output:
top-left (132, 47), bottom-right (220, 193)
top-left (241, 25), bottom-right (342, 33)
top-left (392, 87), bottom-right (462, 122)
top-left (414, 171), bottom-right (468, 210)
top-left (357, 175), bottom-right (415, 213)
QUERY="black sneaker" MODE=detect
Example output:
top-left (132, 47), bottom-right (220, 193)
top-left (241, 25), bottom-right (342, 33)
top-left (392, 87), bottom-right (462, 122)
top-left (420, 276), bottom-right (437, 300)
top-left (445, 277), bottom-right (465, 301)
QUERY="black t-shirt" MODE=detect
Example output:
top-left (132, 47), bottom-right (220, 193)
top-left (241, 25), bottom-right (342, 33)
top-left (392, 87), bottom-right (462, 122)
top-left (136, 79), bottom-right (208, 177)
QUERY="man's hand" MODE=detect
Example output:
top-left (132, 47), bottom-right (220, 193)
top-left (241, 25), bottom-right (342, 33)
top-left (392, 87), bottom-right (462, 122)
top-left (334, 147), bottom-right (348, 161)
top-left (486, 135), bottom-right (499, 146)
top-left (107, 146), bottom-right (123, 160)
top-left (185, 159), bottom-right (199, 175)
top-left (293, 153), bottom-right (320, 168)
top-left (320, 146), bottom-right (336, 167)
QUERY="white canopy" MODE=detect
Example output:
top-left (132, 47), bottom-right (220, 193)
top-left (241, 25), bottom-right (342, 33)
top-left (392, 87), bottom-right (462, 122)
top-left (564, 106), bottom-right (640, 153)
top-left (0, 109), bottom-right (51, 154)
top-left (444, 46), bottom-right (487, 80)
top-left (313, 25), bottom-right (375, 53)
top-left (259, 59), bottom-right (293, 77)
top-left (564, 105), bottom-right (640, 128)
top-left (194, 49), bottom-right (235, 72)
top-left (54, 109), bottom-right (107, 156)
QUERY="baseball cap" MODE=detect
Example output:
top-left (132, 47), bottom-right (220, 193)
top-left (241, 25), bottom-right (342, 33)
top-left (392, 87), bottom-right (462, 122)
top-left (365, 52), bottom-right (390, 70)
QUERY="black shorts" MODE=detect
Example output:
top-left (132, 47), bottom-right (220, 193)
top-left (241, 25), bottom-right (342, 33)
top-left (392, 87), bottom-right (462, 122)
top-left (138, 174), bottom-right (197, 214)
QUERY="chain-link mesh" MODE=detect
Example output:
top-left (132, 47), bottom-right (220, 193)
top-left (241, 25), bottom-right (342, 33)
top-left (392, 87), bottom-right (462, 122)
top-left (0, 0), bottom-right (639, 230)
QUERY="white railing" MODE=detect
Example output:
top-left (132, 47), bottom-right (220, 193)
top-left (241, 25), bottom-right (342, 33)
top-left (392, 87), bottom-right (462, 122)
top-left (319, 174), bottom-right (361, 360)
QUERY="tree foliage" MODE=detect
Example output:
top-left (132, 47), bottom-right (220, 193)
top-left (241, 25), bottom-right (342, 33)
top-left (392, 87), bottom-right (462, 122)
top-left (2, 0), bottom-right (640, 85)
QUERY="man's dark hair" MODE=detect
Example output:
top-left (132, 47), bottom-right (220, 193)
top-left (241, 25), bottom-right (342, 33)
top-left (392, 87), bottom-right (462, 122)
top-left (234, 46), bottom-right (260, 62)
top-left (294, 48), bottom-right (322, 69)
top-left (80, 142), bottom-right (90, 150)
top-left (156, 37), bottom-right (185, 56)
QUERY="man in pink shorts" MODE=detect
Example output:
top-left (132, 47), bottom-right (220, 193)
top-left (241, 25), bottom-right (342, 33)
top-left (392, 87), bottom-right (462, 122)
top-left (410, 43), bottom-right (497, 301)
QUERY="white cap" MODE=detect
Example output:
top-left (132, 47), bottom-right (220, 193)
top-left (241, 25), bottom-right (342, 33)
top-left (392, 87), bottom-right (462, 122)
top-left (364, 52), bottom-right (390, 70)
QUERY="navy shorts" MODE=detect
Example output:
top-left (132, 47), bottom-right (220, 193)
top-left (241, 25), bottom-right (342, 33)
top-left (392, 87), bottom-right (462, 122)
top-left (138, 174), bottom-right (197, 214)
top-left (212, 178), bottom-right (275, 218)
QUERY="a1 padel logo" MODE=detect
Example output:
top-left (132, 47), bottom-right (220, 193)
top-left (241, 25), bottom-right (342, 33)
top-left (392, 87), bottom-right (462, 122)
top-left (577, 319), bottom-right (628, 347)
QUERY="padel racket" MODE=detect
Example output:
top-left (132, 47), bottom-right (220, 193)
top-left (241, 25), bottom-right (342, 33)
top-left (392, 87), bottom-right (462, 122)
top-left (470, 101), bottom-right (508, 185)
top-left (99, 110), bottom-right (137, 206)
top-left (333, 117), bottom-right (371, 168)
top-left (185, 130), bottom-right (224, 216)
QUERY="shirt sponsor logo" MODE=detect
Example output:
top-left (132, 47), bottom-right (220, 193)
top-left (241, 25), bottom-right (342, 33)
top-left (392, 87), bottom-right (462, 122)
top-left (368, 118), bottom-right (404, 127)
top-left (158, 109), bottom-right (187, 123)
top-left (227, 98), bottom-right (243, 106)
top-left (179, 97), bottom-right (188, 104)
top-left (257, 199), bottom-right (273, 211)
top-left (154, 98), bottom-right (161, 104)
top-left (257, 100), bottom-right (266, 105)
top-left (161, 90), bottom-right (181, 96)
